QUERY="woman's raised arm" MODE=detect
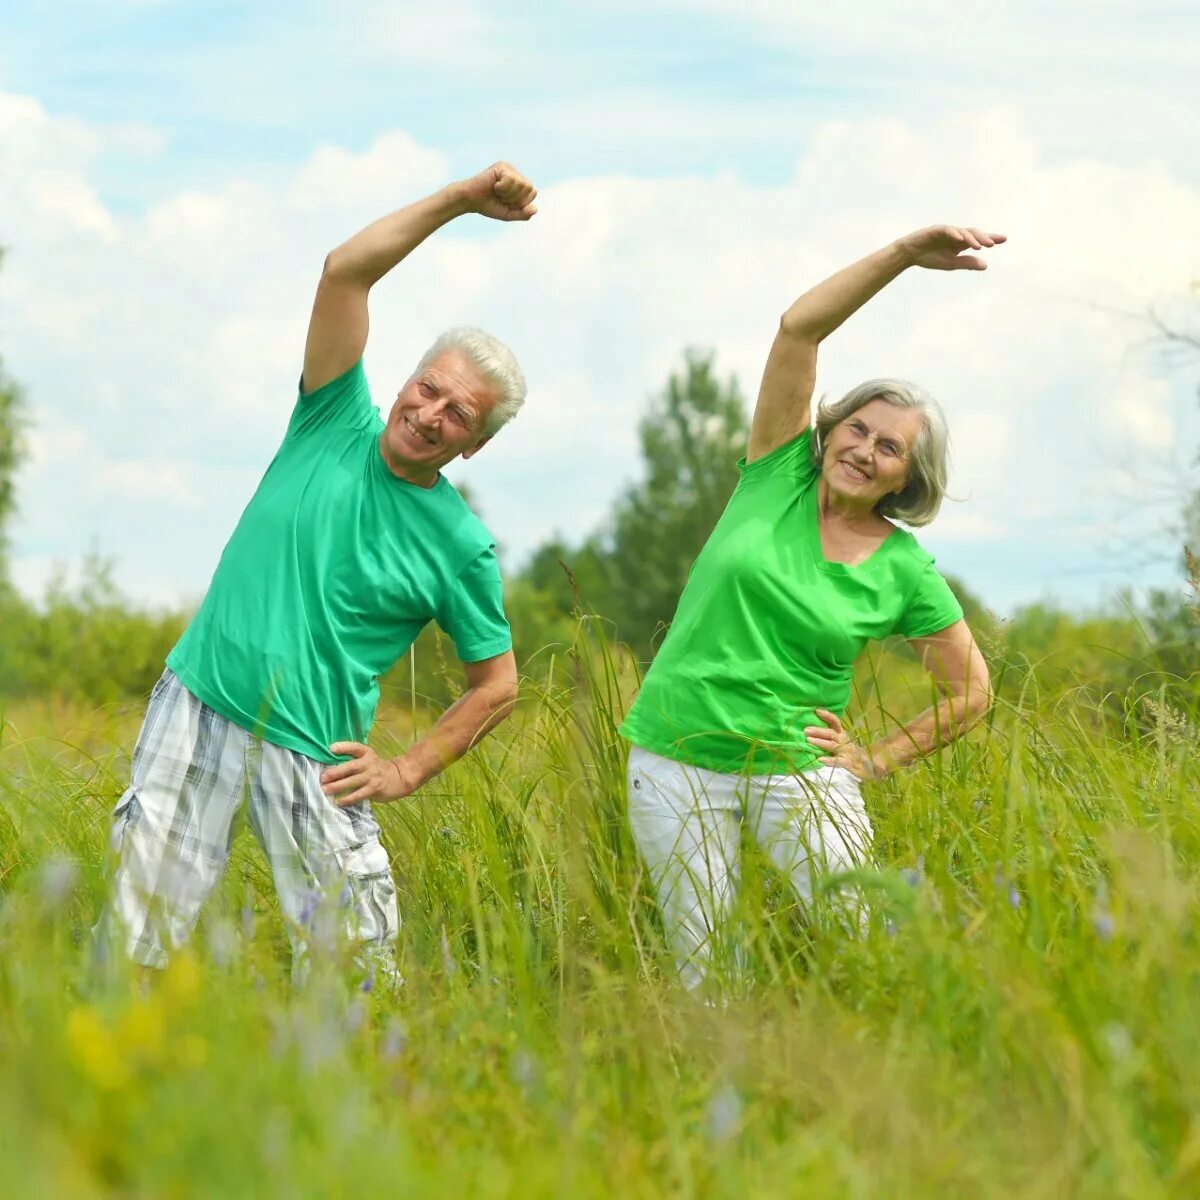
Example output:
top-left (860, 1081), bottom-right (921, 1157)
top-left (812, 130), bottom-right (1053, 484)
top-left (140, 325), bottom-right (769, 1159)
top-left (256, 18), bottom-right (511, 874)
top-left (746, 226), bottom-right (1005, 464)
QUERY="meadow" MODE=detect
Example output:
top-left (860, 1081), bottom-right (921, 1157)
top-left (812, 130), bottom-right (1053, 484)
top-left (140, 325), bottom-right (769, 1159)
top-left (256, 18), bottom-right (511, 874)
top-left (2, 622), bottom-right (1198, 1199)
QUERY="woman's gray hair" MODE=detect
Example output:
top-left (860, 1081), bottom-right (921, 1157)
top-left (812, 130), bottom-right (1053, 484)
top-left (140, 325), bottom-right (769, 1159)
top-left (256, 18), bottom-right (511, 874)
top-left (812, 378), bottom-right (950, 526)
top-left (416, 326), bottom-right (526, 435)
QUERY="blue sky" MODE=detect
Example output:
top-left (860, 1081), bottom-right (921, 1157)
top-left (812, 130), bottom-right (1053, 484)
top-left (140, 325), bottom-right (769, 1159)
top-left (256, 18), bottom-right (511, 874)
top-left (2, 0), bottom-right (1198, 615)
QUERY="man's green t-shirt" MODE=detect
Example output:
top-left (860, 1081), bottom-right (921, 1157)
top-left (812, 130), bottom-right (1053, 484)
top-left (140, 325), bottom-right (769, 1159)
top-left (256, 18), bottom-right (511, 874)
top-left (167, 360), bottom-right (511, 763)
top-left (619, 429), bottom-right (963, 776)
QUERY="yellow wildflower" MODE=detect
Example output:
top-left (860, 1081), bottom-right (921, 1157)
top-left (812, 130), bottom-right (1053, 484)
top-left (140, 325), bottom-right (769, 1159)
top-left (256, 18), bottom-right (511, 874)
top-left (163, 949), bottom-right (202, 1007)
top-left (117, 995), bottom-right (167, 1065)
top-left (65, 1005), bottom-right (130, 1092)
top-left (177, 1034), bottom-right (209, 1070)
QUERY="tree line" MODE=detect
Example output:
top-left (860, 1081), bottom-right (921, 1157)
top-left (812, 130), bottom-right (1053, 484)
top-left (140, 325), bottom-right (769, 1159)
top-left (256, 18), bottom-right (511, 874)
top-left (0, 252), bottom-right (1196, 718)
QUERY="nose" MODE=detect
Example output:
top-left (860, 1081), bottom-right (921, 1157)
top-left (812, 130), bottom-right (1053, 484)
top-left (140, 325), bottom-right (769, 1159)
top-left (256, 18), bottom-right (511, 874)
top-left (416, 400), bottom-right (443, 429)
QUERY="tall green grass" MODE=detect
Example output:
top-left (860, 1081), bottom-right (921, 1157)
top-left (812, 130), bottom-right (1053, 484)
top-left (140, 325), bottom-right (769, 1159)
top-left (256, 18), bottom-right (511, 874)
top-left (1, 623), bottom-right (1198, 1198)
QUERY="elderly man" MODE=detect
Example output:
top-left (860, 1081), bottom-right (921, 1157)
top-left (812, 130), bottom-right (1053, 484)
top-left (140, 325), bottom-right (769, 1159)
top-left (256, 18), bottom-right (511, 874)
top-left (101, 162), bottom-right (538, 977)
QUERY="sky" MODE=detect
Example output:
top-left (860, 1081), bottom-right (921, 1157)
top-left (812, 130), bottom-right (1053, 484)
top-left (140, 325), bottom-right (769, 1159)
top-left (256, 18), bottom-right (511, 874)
top-left (1, 0), bottom-right (1198, 616)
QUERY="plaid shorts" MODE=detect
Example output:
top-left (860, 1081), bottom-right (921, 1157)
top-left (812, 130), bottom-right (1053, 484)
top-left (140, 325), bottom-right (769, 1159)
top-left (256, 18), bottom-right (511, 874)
top-left (100, 669), bottom-right (399, 972)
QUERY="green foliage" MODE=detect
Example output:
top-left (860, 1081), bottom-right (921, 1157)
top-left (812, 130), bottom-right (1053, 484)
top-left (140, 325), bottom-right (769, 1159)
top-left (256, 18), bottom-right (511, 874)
top-left (603, 348), bottom-right (750, 658)
top-left (2, 336), bottom-right (1196, 726)
top-left (0, 249), bottom-right (27, 578)
top-left (0, 555), bottom-right (185, 704)
top-left (520, 535), bottom-right (611, 621)
top-left (515, 349), bottom-right (750, 660)
top-left (991, 592), bottom-right (1199, 726)
top-left (2, 622), bottom-right (1200, 1197)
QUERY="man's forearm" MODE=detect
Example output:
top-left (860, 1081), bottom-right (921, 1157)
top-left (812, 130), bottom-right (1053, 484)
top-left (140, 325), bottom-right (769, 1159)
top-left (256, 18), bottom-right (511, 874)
top-left (392, 680), bottom-right (518, 792)
top-left (324, 181), bottom-right (472, 289)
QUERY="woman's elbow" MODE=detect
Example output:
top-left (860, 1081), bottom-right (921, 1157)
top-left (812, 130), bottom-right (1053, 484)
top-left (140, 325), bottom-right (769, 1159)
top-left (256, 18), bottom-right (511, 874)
top-left (969, 672), bottom-right (994, 719)
top-left (777, 312), bottom-right (820, 343)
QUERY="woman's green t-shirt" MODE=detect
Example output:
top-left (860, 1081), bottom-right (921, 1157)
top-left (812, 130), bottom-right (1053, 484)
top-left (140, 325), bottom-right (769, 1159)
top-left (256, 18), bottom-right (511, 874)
top-left (619, 429), bottom-right (963, 776)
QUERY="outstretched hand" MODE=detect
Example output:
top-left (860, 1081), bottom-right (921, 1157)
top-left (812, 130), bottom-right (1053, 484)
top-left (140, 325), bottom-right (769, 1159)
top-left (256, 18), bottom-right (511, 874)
top-left (321, 742), bottom-right (415, 807)
top-left (897, 225), bottom-right (1006, 271)
top-left (804, 708), bottom-right (882, 782)
top-left (460, 162), bottom-right (538, 222)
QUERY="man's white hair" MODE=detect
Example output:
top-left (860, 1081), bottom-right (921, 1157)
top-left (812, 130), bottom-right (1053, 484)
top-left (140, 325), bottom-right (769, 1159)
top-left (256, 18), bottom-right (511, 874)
top-left (416, 326), bottom-right (526, 435)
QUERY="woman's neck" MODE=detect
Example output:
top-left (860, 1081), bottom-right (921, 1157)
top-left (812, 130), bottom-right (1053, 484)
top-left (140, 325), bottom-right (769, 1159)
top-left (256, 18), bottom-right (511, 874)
top-left (816, 478), bottom-right (885, 527)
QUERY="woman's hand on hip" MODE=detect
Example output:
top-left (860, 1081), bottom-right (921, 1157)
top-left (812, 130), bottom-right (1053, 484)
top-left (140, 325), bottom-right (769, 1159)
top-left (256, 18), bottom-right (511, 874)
top-left (895, 225), bottom-right (1006, 272)
top-left (804, 709), bottom-right (883, 782)
top-left (321, 742), bottom-right (415, 807)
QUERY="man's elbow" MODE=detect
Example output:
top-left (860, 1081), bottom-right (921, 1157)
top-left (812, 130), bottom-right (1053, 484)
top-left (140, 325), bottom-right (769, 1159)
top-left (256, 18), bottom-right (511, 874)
top-left (490, 675), bottom-right (520, 724)
top-left (320, 247), bottom-right (366, 286)
top-left (320, 249), bottom-right (344, 280)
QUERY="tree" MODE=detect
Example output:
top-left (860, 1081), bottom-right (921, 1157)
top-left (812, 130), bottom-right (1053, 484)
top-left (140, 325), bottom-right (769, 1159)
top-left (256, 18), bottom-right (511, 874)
top-left (522, 535), bottom-right (613, 620)
top-left (1149, 284), bottom-right (1200, 563)
top-left (0, 248), bottom-right (27, 587)
top-left (603, 349), bottom-right (750, 659)
top-left (517, 347), bottom-right (996, 668)
top-left (0, 250), bottom-right (26, 584)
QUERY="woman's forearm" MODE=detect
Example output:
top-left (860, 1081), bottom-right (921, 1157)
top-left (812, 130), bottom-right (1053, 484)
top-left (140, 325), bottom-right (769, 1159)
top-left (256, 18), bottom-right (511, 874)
top-left (781, 240), bottom-right (913, 344)
top-left (869, 685), bottom-right (991, 777)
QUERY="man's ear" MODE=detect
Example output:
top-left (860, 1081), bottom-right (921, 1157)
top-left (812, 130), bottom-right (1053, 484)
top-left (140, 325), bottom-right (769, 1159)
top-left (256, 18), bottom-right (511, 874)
top-left (461, 434), bottom-right (493, 461)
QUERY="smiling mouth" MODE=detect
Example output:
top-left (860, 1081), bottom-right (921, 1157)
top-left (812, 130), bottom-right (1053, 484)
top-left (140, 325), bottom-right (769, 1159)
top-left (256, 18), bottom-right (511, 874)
top-left (403, 415), bottom-right (437, 446)
top-left (840, 461), bottom-right (871, 482)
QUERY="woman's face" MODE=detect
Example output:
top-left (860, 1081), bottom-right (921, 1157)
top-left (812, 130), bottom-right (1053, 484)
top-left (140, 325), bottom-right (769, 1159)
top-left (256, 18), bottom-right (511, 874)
top-left (821, 398), bottom-right (925, 512)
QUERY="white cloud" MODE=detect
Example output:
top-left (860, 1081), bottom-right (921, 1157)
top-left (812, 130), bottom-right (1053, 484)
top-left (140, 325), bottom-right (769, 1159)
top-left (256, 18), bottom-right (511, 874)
top-left (923, 511), bottom-right (1008, 541)
top-left (647, 0), bottom-right (1198, 63)
top-left (353, 0), bottom-right (507, 68)
top-left (95, 461), bottom-right (198, 507)
top-left (603, 2), bottom-right (1200, 191)
top-left (291, 132), bottom-right (449, 212)
top-left (3, 92), bottom-right (1199, 615)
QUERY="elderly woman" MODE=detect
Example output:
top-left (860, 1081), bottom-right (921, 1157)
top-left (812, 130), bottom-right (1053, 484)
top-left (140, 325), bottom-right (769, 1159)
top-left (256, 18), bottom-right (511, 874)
top-left (619, 225), bottom-right (1004, 989)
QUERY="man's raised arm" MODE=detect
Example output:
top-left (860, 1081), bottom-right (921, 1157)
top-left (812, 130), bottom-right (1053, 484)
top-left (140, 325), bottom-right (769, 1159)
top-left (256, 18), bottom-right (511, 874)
top-left (301, 163), bottom-right (538, 394)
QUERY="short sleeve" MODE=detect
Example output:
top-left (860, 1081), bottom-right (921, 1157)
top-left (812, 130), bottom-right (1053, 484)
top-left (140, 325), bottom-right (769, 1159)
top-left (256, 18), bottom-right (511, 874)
top-left (736, 428), bottom-right (817, 485)
top-left (286, 359), bottom-right (375, 440)
top-left (895, 558), bottom-right (965, 640)
top-left (435, 546), bottom-right (513, 663)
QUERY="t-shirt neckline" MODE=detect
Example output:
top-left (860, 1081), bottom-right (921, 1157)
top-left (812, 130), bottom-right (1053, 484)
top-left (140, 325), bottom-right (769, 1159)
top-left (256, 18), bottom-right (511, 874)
top-left (804, 484), bottom-right (901, 574)
top-left (374, 433), bottom-right (446, 492)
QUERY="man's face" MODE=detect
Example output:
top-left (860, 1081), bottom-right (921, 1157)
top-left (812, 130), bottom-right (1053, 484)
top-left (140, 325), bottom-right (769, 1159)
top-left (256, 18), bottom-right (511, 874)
top-left (381, 350), bottom-right (498, 482)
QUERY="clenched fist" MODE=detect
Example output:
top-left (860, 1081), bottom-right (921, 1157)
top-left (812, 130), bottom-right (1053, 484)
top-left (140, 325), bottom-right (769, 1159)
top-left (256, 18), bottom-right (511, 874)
top-left (459, 162), bottom-right (538, 223)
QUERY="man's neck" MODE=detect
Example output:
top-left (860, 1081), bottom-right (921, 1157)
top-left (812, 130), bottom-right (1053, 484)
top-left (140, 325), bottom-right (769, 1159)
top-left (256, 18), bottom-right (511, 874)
top-left (378, 435), bottom-right (441, 488)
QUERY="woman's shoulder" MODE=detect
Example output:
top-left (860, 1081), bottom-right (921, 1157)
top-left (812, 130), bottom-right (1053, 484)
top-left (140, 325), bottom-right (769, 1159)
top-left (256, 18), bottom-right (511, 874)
top-left (883, 520), bottom-right (937, 567)
top-left (737, 428), bottom-right (816, 484)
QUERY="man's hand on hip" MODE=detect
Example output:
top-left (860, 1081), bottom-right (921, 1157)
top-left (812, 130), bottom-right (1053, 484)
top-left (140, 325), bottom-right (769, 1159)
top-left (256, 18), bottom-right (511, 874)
top-left (322, 742), bottom-right (415, 807)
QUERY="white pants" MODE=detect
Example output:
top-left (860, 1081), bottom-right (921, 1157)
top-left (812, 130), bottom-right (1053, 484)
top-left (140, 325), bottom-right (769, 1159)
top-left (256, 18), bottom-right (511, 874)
top-left (626, 744), bottom-right (873, 990)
